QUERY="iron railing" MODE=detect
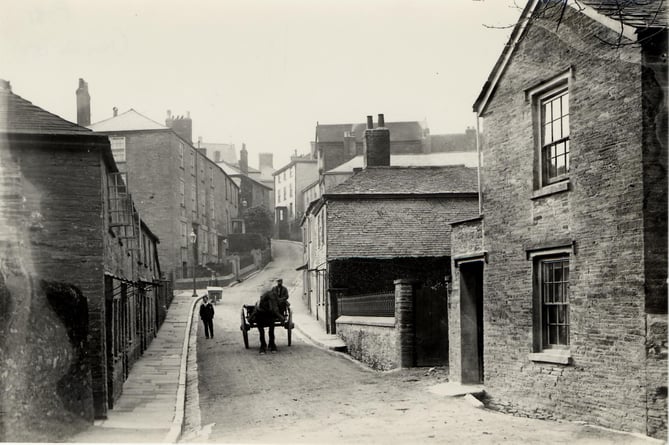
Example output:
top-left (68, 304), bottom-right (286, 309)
top-left (337, 291), bottom-right (395, 317)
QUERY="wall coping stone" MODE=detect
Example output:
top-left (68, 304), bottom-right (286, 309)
top-left (336, 316), bottom-right (395, 328)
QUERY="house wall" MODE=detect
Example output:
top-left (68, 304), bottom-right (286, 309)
top-left (105, 130), bottom-right (236, 277)
top-left (295, 162), bottom-right (318, 216)
top-left (478, 6), bottom-right (661, 436)
top-left (327, 198), bottom-right (478, 259)
top-left (641, 29), bottom-right (668, 439)
top-left (0, 137), bottom-right (104, 439)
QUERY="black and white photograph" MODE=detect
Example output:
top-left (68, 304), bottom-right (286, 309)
top-left (0, 0), bottom-right (666, 443)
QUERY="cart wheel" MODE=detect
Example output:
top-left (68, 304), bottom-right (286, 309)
top-left (241, 309), bottom-right (249, 349)
top-left (286, 309), bottom-right (292, 346)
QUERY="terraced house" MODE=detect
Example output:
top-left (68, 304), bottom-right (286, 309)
top-left (84, 89), bottom-right (239, 282)
top-left (447, 1), bottom-right (667, 439)
top-left (0, 80), bottom-right (167, 440)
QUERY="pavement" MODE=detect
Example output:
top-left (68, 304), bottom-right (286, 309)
top-left (68, 267), bottom-right (347, 443)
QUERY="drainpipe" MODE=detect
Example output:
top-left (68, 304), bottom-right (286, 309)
top-left (475, 112), bottom-right (482, 216)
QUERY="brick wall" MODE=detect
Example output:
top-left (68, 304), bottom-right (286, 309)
top-left (477, 6), bottom-right (664, 437)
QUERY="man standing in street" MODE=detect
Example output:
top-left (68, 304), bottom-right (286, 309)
top-left (199, 295), bottom-right (215, 339)
top-left (272, 278), bottom-right (289, 313)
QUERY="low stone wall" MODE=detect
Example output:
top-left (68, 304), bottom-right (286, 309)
top-left (336, 316), bottom-right (396, 370)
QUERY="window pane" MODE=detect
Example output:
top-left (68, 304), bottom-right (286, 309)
top-left (558, 325), bottom-right (569, 345)
top-left (553, 119), bottom-right (562, 140)
top-left (562, 94), bottom-right (569, 115)
top-left (544, 123), bottom-right (552, 144)
top-left (553, 97), bottom-right (561, 118)
top-left (543, 102), bottom-right (552, 122)
top-left (563, 115), bottom-right (570, 137)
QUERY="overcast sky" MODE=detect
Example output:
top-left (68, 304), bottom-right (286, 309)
top-left (1, 0), bottom-right (522, 168)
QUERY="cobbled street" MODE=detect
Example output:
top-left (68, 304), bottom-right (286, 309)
top-left (181, 241), bottom-right (657, 445)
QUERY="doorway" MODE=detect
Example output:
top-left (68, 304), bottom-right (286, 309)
top-left (414, 281), bottom-right (449, 366)
top-left (459, 261), bottom-right (484, 383)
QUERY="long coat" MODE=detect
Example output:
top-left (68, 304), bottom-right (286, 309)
top-left (199, 302), bottom-right (214, 321)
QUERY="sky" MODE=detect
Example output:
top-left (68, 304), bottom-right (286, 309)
top-left (1, 0), bottom-right (523, 168)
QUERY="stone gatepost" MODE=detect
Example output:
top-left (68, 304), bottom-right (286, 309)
top-left (394, 279), bottom-right (417, 368)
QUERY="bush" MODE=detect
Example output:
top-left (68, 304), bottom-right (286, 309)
top-left (227, 233), bottom-right (268, 253)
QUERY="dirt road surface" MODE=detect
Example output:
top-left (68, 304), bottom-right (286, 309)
top-left (183, 240), bottom-right (658, 445)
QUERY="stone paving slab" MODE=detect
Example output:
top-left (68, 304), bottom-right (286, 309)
top-left (69, 290), bottom-right (200, 443)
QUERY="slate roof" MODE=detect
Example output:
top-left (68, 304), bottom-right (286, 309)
top-left (0, 88), bottom-right (92, 135)
top-left (88, 109), bottom-right (168, 132)
top-left (326, 165), bottom-right (478, 196)
top-left (327, 152), bottom-right (479, 173)
top-left (579, 0), bottom-right (668, 28)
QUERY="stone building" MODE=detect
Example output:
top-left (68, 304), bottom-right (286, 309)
top-left (301, 115), bottom-right (479, 370)
top-left (0, 81), bottom-right (166, 440)
top-left (86, 98), bottom-right (239, 280)
top-left (447, 1), bottom-right (667, 439)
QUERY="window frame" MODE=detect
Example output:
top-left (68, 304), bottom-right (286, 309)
top-left (527, 69), bottom-right (572, 190)
top-left (528, 246), bottom-right (573, 364)
top-left (109, 136), bottom-right (126, 163)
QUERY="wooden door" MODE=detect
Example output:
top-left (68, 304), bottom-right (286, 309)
top-left (414, 281), bottom-right (449, 366)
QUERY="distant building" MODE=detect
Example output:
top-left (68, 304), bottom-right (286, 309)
top-left (0, 80), bottom-right (166, 439)
top-left (273, 154), bottom-right (318, 238)
top-left (216, 145), bottom-right (274, 217)
top-left (87, 100), bottom-right (239, 280)
top-left (313, 120), bottom-right (477, 174)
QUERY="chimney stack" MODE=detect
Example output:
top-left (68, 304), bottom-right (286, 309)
top-left (259, 153), bottom-right (274, 178)
top-left (364, 113), bottom-right (390, 168)
top-left (0, 79), bottom-right (12, 92)
top-left (166, 110), bottom-right (193, 143)
top-left (113, 107), bottom-right (118, 117)
top-left (76, 78), bottom-right (91, 126)
top-left (239, 143), bottom-right (249, 175)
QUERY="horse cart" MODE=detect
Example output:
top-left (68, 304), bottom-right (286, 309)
top-left (240, 304), bottom-right (293, 349)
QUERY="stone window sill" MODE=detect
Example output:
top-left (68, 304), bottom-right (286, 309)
top-left (531, 180), bottom-right (570, 200)
top-left (528, 350), bottom-right (572, 365)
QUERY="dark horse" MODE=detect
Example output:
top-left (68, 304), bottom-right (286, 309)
top-left (248, 290), bottom-right (285, 353)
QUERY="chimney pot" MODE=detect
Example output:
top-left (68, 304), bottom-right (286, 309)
top-left (113, 107), bottom-right (118, 117)
top-left (366, 115), bottom-right (373, 129)
top-left (378, 114), bottom-right (385, 127)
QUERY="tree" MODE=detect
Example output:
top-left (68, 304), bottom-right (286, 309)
top-left (243, 206), bottom-right (274, 238)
